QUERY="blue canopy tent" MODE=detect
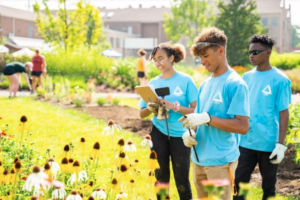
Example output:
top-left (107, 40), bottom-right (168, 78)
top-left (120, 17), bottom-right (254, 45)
top-left (101, 49), bottom-right (122, 58)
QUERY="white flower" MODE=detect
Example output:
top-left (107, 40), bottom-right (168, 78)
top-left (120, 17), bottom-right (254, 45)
top-left (102, 120), bottom-right (122, 135)
top-left (23, 165), bottom-right (49, 192)
top-left (66, 191), bottom-right (82, 200)
top-left (92, 188), bottom-right (107, 199)
top-left (48, 159), bottom-right (61, 177)
top-left (141, 135), bottom-right (153, 148)
top-left (52, 188), bottom-right (67, 199)
top-left (124, 141), bottom-right (137, 152)
top-left (116, 192), bottom-right (128, 200)
top-left (68, 171), bottom-right (88, 185)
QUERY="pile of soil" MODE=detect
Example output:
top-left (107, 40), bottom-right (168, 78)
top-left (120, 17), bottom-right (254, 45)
top-left (75, 105), bottom-right (152, 137)
top-left (250, 147), bottom-right (300, 197)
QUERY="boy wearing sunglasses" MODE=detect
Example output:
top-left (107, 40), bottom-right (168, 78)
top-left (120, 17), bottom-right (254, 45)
top-left (234, 34), bottom-right (291, 200)
top-left (178, 27), bottom-right (250, 200)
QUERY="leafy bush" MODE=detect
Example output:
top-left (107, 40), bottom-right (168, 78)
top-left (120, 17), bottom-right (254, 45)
top-left (112, 98), bottom-right (120, 105)
top-left (271, 51), bottom-right (300, 70)
top-left (97, 97), bottom-right (106, 106)
top-left (284, 69), bottom-right (300, 93)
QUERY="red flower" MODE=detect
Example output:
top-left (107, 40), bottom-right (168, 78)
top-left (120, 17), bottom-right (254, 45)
top-left (0, 117), bottom-right (2, 120)
top-left (22, 177), bottom-right (27, 181)
top-left (1, 130), bottom-right (7, 136)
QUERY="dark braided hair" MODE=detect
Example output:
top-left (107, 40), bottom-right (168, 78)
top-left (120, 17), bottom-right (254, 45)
top-left (249, 34), bottom-right (276, 49)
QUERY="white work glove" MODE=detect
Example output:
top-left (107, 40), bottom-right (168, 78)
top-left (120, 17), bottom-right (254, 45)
top-left (178, 112), bottom-right (211, 129)
top-left (269, 143), bottom-right (287, 164)
top-left (147, 102), bottom-right (159, 115)
top-left (182, 129), bottom-right (198, 147)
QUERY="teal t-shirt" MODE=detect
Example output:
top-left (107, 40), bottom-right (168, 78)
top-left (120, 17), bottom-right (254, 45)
top-left (193, 69), bottom-right (250, 166)
top-left (5, 62), bottom-right (26, 73)
top-left (138, 71), bottom-right (198, 137)
top-left (239, 67), bottom-right (291, 152)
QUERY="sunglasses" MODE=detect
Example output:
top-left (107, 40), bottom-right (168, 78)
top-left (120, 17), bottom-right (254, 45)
top-left (196, 42), bottom-right (221, 48)
top-left (248, 49), bottom-right (266, 55)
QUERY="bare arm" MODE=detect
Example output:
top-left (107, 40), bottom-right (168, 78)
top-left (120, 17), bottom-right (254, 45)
top-left (140, 108), bottom-right (152, 118)
top-left (159, 99), bottom-right (196, 115)
top-left (209, 115), bottom-right (249, 135)
top-left (22, 73), bottom-right (32, 90)
top-left (142, 58), bottom-right (147, 77)
top-left (279, 109), bottom-right (289, 144)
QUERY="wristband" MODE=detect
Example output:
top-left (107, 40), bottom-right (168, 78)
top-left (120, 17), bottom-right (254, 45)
top-left (173, 101), bottom-right (180, 112)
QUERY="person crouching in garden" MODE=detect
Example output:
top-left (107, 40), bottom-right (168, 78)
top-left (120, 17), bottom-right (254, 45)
top-left (178, 27), bottom-right (250, 200)
top-left (3, 62), bottom-right (32, 98)
top-left (138, 43), bottom-right (198, 200)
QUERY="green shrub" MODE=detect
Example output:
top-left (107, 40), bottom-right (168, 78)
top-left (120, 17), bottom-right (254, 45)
top-left (284, 69), bottom-right (300, 93)
top-left (271, 51), bottom-right (300, 70)
top-left (112, 98), bottom-right (120, 105)
top-left (97, 97), bottom-right (106, 106)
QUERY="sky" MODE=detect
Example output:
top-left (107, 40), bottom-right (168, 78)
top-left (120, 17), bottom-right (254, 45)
top-left (0, 0), bottom-right (299, 26)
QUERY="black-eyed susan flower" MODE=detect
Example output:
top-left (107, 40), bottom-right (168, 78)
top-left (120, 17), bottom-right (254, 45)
top-left (52, 187), bottom-right (67, 199)
top-left (9, 168), bottom-right (16, 183)
top-left (116, 152), bottom-right (129, 167)
top-left (141, 135), bottom-right (153, 148)
top-left (66, 190), bottom-right (82, 200)
top-left (117, 139), bottom-right (125, 151)
top-left (146, 171), bottom-right (157, 184)
top-left (91, 142), bottom-right (102, 160)
top-left (80, 137), bottom-right (85, 149)
top-left (108, 178), bottom-right (120, 192)
top-left (124, 141), bottom-right (137, 153)
top-left (102, 120), bottom-right (122, 135)
top-left (0, 169), bottom-right (9, 184)
top-left (63, 144), bottom-right (70, 157)
top-left (91, 188), bottom-right (107, 199)
top-left (71, 161), bottom-right (81, 174)
top-left (148, 151), bottom-right (160, 170)
top-left (22, 165), bottom-right (49, 192)
top-left (61, 157), bottom-right (69, 172)
top-left (117, 164), bottom-right (132, 183)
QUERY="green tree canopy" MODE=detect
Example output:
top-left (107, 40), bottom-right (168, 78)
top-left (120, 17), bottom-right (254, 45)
top-left (34, 0), bottom-right (108, 51)
top-left (215, 0), bottom-right (266, 66)
top-left (163, 0), bottom-right (215, 46)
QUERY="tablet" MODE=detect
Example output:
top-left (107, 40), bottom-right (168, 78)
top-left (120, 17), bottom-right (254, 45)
top-left (135, 85), bottom-right (159, 103)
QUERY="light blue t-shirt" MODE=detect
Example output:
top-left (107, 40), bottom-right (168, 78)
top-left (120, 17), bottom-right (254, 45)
top-left (193, 69), bottom-right (250, 166)
top-left (239, 67), bottom-right (292, 152)
top-left (138, 71), bottom-right (198, 137)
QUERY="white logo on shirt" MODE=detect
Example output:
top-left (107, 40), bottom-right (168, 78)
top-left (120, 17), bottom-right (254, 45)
top-left (213, 91), bottom-right (223, 103)
top-left (262, 85), bottom-right (272, 96)
top-left (173, 86), bottom-right (183, 96)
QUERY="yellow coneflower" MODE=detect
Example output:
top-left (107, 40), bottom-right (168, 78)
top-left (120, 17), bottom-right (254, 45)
top-left (13, 157), bottom-right (19, 164)
top-left (61, 157), bottom-right (69, 173)
top-left (108, 178), bottom-right (120, 192)
top-left (117, 139), bottom-right (125, 151)
top-left (69, 158), bottom-right (74, 169)
top-left (30, 196), bottom-right (38, 200)
top-left (72, 161), bottom-right (81, 174)
top-left (0, 169), bottom-right (9, 184)
top-left (80, 137), bottom-right (86, 149)
top-left (43, 162), bottom-right (52, 178)
top-left (12, 161), bottom-right (22, 200)
top-left (0, 191), bottom-right (10, 200)
top-left (19, 116), bottom-right (29, 147)
top-left (9, 168), bottom-right (16, 183)
top-left (115, 152), bottom-right (129, 168)
top-left (88, 197), bottom-right (94, 200)
top-left (146, 171), bottom-right (157, 184)
top-left (165, 194), bottom-right (170, 200)
top-left (117, 164), bottom-right (132, 183)
top-left (63, 144), bottom-right (70, 158)
top-left (148, 151), bottom-right (160, 170)
top-left (0, 161), bottom-right (3, 173)
top-left (91, 142), bottom-right (102, 160)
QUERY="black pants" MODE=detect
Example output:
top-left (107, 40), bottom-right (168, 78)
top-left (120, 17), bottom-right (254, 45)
top-left (150, 125), bottom-right (192, 200)
top-left (234, 146), bottom-right (278, 200)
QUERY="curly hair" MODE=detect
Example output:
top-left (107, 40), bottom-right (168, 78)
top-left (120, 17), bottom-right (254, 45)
top-left (190, 27), bottom-right (227, 56)
top-left (137, 49), bottom-right (147, 56)
top-left (249, 34), bottom-right (276, 49)
top-left (149, 43), bottom-right (186, 63)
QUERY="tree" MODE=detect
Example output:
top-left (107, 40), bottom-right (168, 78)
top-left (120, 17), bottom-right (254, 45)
top-left (215, 0), bottom-right (266, 66)
top-left (33, 0), bottom-right (108, 51)
top-left (292, 25), bottom-right (300, 48)
top-left (163, 0), bottom-right (215, 46)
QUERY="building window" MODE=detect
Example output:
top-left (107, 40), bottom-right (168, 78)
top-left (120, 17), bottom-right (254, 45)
top-left (121, 26), bottom-right (127, 32)
top-left (271, 17), bottom-right (277, 26)
top-left (116, 38), bottom-right (120, 48)
top-left (128, 26), bottom-right (133, 34)
top-left (110, 37), bottom-right (114, 48)
top-left (112, 25), bottom-right (118, 31)
top-left (28, 24), bottom-right (33, 38)
top-left (261, 17), bottom-right (268, 26)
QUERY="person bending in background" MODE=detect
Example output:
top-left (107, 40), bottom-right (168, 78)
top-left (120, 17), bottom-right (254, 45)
top-left (136, 48), bottom-right (148, 86)
top-left (3, 62), bottom-right (32, 98)
top-left (234, 34), bottom-right (291, 200)
top-left (31, 48), bottom-right (47, 93)
top-left (139, 43), bottom-right (198, 200)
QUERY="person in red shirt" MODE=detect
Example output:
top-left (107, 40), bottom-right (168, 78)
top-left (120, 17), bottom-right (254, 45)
top-left (31, 48), bottom-right (47, 93)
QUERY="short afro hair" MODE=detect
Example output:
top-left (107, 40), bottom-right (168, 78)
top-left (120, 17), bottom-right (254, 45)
top-left (137, 49), bottom-right (147, 56)
top-left (249, 34), bottom-right (276, 49)
top-left (190, 27), bottom-right (227, 56)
